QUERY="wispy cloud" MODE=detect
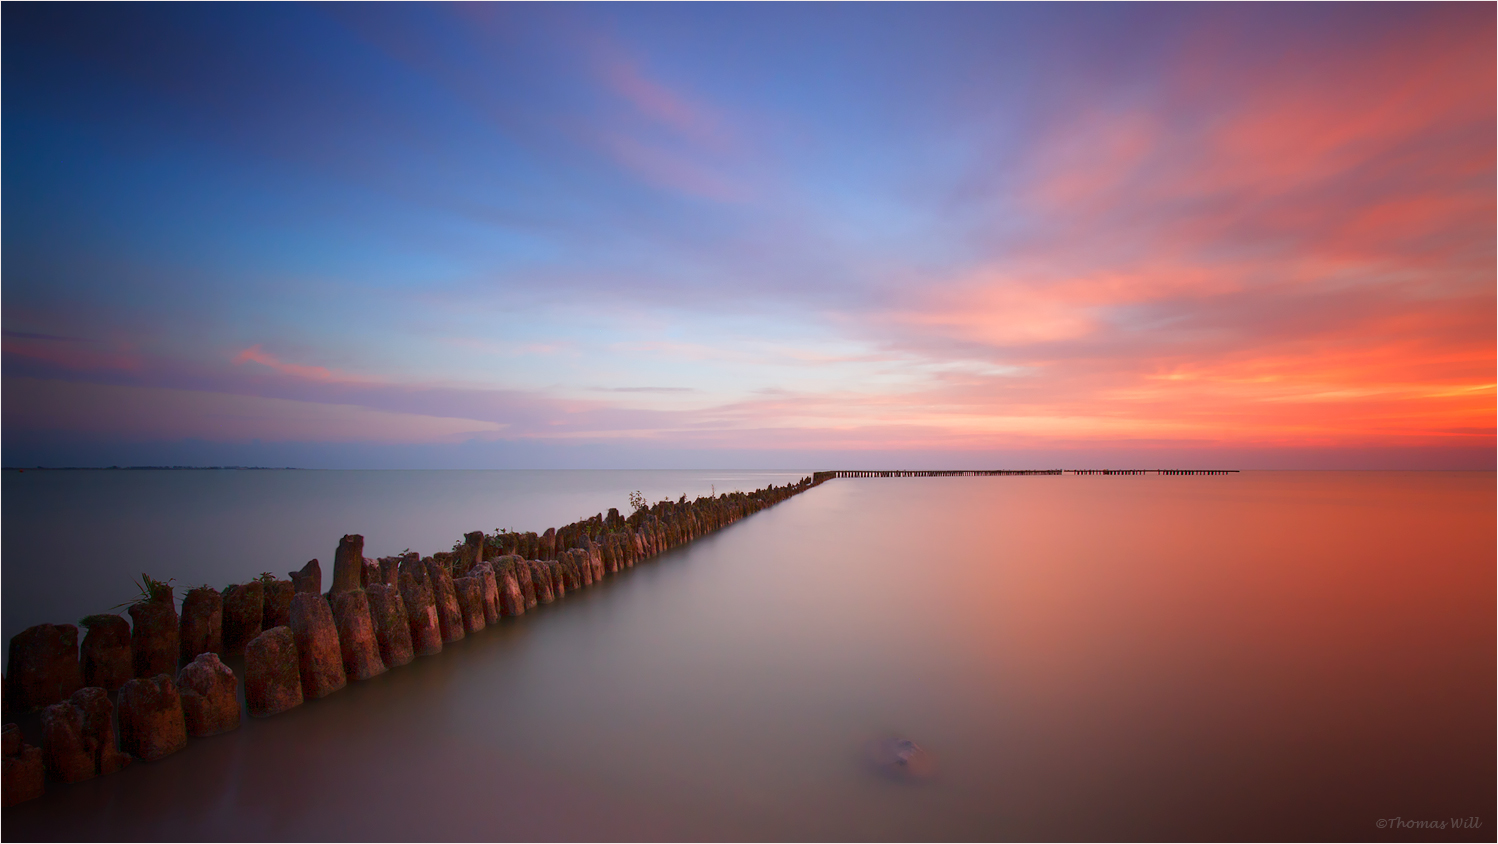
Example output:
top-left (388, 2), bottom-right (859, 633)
top-left (2, 4), bottom-right (1490, 465)
top-left (232, 345), bottom-right (373, 384)
top-left (595, 49), bottom-right (731, 151)
top-left (3, 332), bottom-right (143, 374)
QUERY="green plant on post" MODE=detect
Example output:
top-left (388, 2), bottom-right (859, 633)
top-left (112, 573), bottom-right (174, 609)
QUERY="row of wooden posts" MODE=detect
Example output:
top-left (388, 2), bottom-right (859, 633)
top-left (1, 476), bottom-right (821, 807)
top-left (812, 469), bottom-right (1238, 479)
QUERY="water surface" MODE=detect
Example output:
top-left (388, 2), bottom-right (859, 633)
top-left (4, 471), bottom-right (1493, 840)
top-left (2, 469), bottom-right (806, 651)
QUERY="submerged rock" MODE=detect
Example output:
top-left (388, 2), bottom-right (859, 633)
top-left (864, 737), bottom-right (937, 781)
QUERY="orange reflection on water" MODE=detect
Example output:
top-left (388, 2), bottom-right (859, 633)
top-left (4, 471), bottom-right (1492, 840)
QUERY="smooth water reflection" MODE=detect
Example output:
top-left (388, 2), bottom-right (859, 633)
top-left (1, 469), bottom-right (807, 651)
top-left (4, 472), bottom-right (1493, 840)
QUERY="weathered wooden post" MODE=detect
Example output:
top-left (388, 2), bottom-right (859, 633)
top-left (179, 586), bottom-right (223, 664)
top-left (425, 559), bottom-right (466, 643)
top-left (365, 583), bottom-right (415, 669)
top-left (244, 627), bottom-right (303, 717)
top-left (70, 687), bottom-right (130, 774)
top-left (289, 593), bottom-right (346, 699)
top-left (222, 581), bottom-right (265, 655)
top-left (41, 700), bottom-right (96, 783)
top-left (129, 586), bottom-right (178, 679)
top-left (261, 577), bottom-right (295, 629)
top-left (116, 675), bottom-right (187, 761)
top-left (79, 615), bottom-right (131, 692)
top-left (2, 723), bottom-right (44, 806)
top-left (397, 566), bottom-right (443, 658)
top-left (329, 535), bottom-right (386, 682)
top-left (290, 559), bottom-right (322, 594)
top-left (5, 624), bottom-right (84, 713)
top-left (471, 562), bottom-right (501, 625)
top-left (177, 652), bottom-right (240, 737)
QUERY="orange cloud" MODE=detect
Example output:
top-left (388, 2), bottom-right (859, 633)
top-left (863, 12), bottom-right (1495, 455)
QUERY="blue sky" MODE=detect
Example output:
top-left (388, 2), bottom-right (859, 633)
top-left (3, 3), bottom-right (1493, 468)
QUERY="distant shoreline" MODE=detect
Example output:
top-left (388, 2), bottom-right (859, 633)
top-left (4, 466), bottom-right (303, 471)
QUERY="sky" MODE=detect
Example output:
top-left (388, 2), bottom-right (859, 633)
top-left (2, 3), bottom-right (1493, 469)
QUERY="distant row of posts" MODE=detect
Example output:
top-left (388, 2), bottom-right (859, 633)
top-left (811, 469), bottom-right (1238, 481)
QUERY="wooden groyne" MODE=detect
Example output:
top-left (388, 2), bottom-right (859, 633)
top-left (1, 466), bottom-right (1242, 806)
top-left (1, 475), bottom-right (821, 807)
top-left (813, 469), bottom-right (1237, 480)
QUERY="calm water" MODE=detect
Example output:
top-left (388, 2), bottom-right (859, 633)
top-left (3, 471), bottom-right (1493, 841)
top-left (1, 469), bottom-right (809, 653)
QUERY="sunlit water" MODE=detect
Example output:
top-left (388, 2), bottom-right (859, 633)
top-left (3, 471), bottom-right (1493, 841)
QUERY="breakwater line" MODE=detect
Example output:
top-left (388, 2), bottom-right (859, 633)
top-left (1, 475), bottom-right (820, 807)
top-left (813, 469), bottom-right (1238, 479)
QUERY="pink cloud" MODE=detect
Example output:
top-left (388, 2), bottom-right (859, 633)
top-left (846, 12), bottom-right (1493, 455)
top-left (572, 33), bottom-right (753, 203)
top-left (596, 131), bottom-right (750, 202)
top-left (598, 54), bottom-right (728, 151)
top-left (2, 333), bottom-right (143, 374)
top-left (232, 345), bottom-right (370, 384)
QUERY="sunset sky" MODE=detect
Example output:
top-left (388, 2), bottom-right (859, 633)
top-left (3, 3), bottom-right (1493, 469)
